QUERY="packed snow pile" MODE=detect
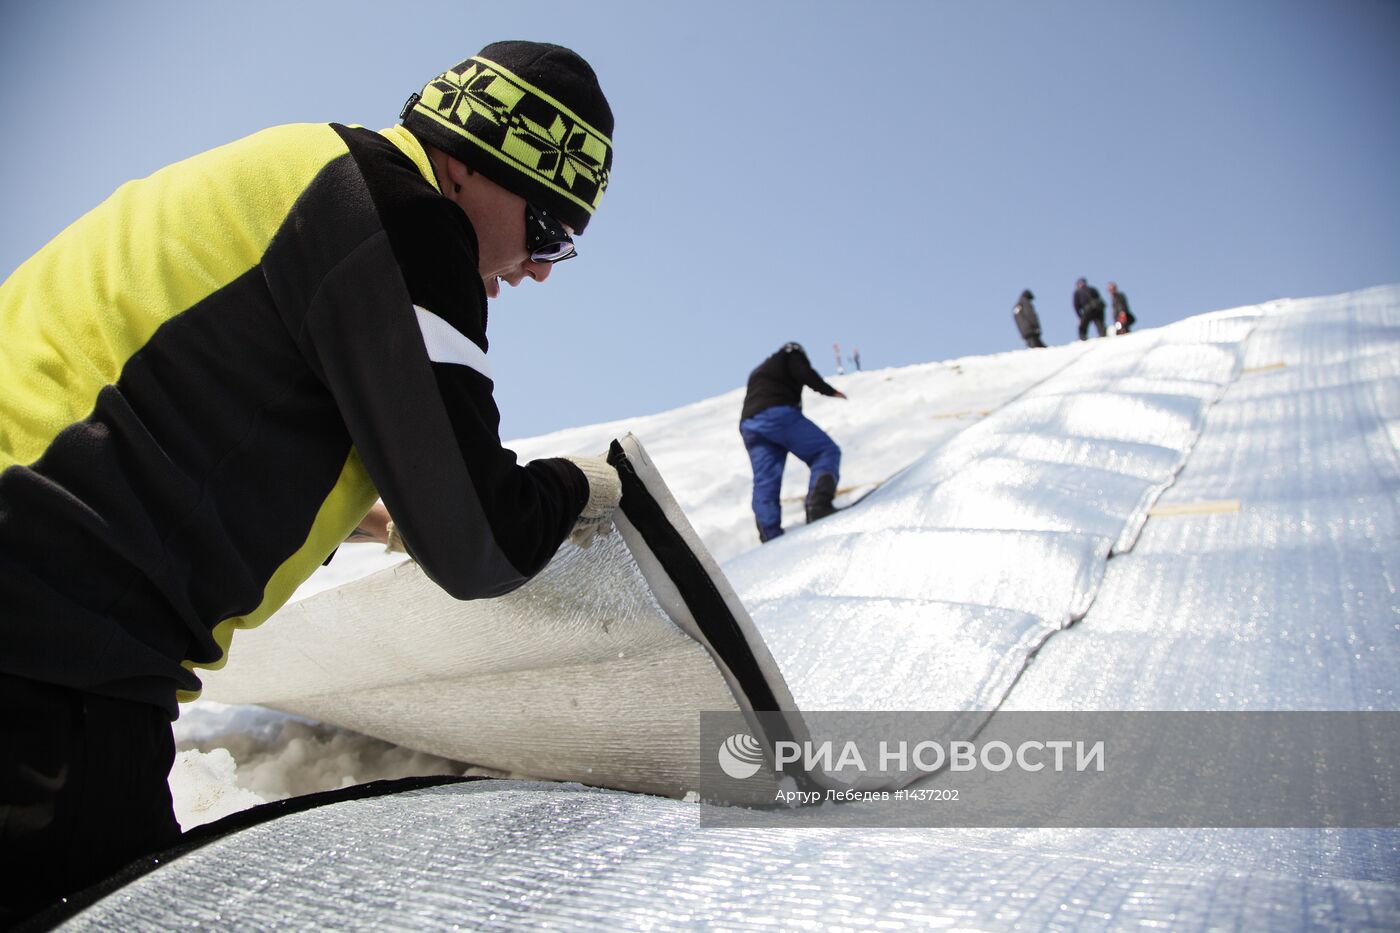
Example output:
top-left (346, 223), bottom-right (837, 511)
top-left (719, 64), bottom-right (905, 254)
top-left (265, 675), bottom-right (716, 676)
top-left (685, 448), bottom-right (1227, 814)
top-left (124, 287), bottom-right (1399, 931)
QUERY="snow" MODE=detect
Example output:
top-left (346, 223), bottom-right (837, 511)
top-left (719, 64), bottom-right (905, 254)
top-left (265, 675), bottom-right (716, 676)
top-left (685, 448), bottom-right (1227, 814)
top-left (168, 749), bottom-right (265, 827)
top-left (149, 287), bottom-right (1400, 929)
top-left (173, 702), bottom-right (466, 828)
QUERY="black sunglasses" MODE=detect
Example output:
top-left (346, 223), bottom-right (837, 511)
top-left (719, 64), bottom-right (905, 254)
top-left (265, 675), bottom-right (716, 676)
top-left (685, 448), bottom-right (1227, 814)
top-left (525, 204), bottom-right (577, 263)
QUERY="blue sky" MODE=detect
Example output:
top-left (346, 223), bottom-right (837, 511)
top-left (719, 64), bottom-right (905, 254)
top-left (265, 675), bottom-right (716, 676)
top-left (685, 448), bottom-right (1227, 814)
top-left (3, 1), bottom-right (1397, 438)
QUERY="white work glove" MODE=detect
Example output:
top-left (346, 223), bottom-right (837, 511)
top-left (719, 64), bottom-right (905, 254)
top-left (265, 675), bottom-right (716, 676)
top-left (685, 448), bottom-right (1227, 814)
top-left (384, 521), bottom-right (407, 554)
top-left (564, 455), bottom-right (623, 549)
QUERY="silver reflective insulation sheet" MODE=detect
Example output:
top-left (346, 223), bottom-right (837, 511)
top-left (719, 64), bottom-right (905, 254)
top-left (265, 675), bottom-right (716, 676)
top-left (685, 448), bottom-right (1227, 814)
top-left (198, 434), bottom-right (802, 799)
top-left (1003, 287), bottom-right (1400, 713)
top-left (198, 529), bottom-right (752, 798)
top-left (727, 308), bottom-right (1256, 713)
top-left (60, 782), bottom-right (1398, 931)
top-left (77, 288), bottom-right (1400, 929)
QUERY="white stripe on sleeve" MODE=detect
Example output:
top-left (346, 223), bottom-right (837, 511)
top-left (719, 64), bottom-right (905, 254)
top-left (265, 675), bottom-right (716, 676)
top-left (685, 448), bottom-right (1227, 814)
top-left (413, 305), bottom-right (492, 380)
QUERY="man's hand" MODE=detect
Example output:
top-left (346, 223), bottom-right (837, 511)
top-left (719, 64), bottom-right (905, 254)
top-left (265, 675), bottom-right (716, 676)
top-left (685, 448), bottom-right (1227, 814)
top-left (349, 502), bottom-right (398, 548)
top-left (564, 455), bottom-right (623, 548)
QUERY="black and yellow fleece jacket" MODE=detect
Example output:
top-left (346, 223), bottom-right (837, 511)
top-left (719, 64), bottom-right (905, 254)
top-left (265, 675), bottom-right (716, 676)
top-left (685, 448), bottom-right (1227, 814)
top-left (0, 123), bottom-right (589, 716)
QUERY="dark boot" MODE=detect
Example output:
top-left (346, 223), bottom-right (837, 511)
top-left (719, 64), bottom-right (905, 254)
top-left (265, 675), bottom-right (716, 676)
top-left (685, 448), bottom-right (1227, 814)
top-left (805, 473), bottom-right (838, 524)
top-left (757, 521), bottom-right (784, 543)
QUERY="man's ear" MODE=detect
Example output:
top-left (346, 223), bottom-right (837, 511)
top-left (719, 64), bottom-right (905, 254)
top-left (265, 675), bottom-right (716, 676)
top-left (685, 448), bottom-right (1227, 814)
top-left (445, 157), bottom-right (473, 194)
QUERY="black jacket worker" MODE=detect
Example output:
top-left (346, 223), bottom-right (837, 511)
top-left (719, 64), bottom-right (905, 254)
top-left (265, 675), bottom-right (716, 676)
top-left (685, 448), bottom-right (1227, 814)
top-left (739, 342), bottom-right (847, 543)
top-left (1073, 277), bottom-right (1107, 340)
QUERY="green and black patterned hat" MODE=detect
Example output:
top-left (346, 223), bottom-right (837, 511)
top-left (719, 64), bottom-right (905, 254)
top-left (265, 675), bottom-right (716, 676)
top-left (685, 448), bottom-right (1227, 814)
top-left (402, 41), bottom-right (614, 233)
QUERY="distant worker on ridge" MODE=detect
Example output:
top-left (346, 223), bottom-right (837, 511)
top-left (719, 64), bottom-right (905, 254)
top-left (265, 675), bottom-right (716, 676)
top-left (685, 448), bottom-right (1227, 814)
top-left (1073, 277), bottom-right (1107, 340)
top-left (1013, 289), bottom-right (1046, 348)
top-left (1108, 281), bottom-right (1136, 334)
top-left (740, 342), bottom-right (847, 543)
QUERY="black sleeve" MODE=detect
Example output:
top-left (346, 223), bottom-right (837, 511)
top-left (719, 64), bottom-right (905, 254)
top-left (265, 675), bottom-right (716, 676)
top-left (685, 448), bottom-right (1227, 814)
top-left (289, 126), bottom-right (588, 599)
top-left (786, 348), bottom-right (841, 397)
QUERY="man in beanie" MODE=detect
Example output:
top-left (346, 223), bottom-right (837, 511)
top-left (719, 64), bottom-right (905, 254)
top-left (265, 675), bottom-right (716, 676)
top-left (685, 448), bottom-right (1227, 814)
top-left (0, 41), bottom-right (616, 922)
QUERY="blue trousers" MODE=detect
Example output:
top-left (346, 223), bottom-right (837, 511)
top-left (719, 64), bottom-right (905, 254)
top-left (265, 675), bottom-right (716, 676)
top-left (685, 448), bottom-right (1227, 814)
top-left (739, 406), bottom-right (841, 539)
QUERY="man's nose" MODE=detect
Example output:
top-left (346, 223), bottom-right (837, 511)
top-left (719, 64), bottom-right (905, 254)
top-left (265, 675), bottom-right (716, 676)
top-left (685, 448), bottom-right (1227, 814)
top-left (525, 260), bottom-right (553, 284)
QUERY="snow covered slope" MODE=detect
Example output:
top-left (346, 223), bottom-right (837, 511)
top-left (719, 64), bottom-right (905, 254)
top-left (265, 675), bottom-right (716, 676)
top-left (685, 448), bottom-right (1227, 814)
top-left (509, 338), bottom-right (1097, 564)
top-left (730, 308), bottom-right (1253, 714)
top-left (126, 287), bottom-right (1399, 931)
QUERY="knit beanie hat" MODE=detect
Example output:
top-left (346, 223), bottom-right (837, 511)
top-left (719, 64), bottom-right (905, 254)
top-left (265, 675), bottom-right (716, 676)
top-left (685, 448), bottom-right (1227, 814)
top-left (402, 41), bottom-right (613, 233)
